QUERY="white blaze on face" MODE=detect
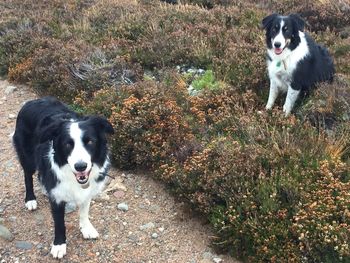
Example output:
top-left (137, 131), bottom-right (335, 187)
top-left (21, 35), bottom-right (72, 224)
top-left (68, 122), bottom-right (92, 173)
top-left (272, 19), bottom-right (286, 50)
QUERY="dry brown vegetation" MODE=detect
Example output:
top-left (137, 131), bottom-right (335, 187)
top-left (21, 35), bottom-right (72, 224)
top-left (1, 0), bottom-right (350, 261)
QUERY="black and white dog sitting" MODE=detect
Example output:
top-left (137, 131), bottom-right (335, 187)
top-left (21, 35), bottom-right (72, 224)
top-left (262, 13), bottom-right (335, 116)
top-left (13, 97), bottom-right (114, 258)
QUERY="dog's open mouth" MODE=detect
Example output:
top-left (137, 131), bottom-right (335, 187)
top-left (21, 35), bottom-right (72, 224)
top-left (274, 48), bottom-right (283, 55)
top-left (74, 170), bottom-right (91, 184)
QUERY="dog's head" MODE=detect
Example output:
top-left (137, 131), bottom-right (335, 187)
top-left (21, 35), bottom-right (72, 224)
top-left (40, 116), bottom-right (114, 185)
top-left (262, 13), bottom-right (305, 56)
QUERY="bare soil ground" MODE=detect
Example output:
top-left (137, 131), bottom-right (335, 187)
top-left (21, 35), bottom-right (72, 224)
top-left (0, 80), bottom-right (238, 263)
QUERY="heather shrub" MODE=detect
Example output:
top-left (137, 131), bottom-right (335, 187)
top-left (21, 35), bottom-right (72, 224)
top-left (267, 0), bottom-right (350, 33)
top-left (0, 21), bottom-right (39, 76)
top-left (78, 78), bottom-right (197, 169)
top-left (1, 0), bottom-right (350, 262)
top-left (25, 40), bottom-right (85, 101)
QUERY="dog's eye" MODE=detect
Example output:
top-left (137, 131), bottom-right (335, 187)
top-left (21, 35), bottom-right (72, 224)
top-left (84, 138), bottom-right (94, 145)
top-left (283, 26), bottom-right (288, 32)
top-left (65, 140), bottom-right (74, 149)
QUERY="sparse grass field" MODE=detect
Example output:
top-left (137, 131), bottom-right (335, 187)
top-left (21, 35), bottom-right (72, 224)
top-left (1, 0), bottom-right (350, 262)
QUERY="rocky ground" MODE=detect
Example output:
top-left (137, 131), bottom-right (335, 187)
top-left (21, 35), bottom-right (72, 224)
top-left (0, 80), bottom-right (238, 263)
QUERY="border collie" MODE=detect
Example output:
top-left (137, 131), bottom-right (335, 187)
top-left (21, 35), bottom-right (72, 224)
top-left (13, 97), bottom-right (114, 258)
top-left (262, 13), bottom-right (335, 116)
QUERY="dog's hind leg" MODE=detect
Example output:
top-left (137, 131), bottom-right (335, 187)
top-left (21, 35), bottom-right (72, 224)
top-left (13, 132), bottom-right (37, 210)
top-left (79, 199), bottom-right (99, 239)
top-left (24, 169), bottom-right (37, 210)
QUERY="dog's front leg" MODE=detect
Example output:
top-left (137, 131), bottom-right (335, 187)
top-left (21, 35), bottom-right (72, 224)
top-left (50, 201), bottom-right (67, 259)
top-left (79, 199), bottom-right (99, 239)
top-left (283, 86), bottom-right (300, 116)
top-left (266, 81), bottom-right (279, 110)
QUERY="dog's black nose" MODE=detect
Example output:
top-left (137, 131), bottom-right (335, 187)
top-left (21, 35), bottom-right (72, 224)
top-left (75, 162), bottom-right (87, 172)
top-left (274, 42), bottom-right (281, 48)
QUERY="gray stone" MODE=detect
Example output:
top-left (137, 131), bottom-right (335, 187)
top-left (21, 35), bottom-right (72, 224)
top-left (117, 202), bottom-right (129, 211)
top-left (151, 233), bottom-right (158, 239)
top-left (128, 234), bottom-right (139, 243)
top-left (213, 257), bottom-right (223, 263)
top-left (15, 241), bottom-right (33, 250)
top-left (5, 86), bottom-right (17, 95)
top-left (0, 224), bottom-right (13, 240)
top-left (8, 114), bottom-right (16, 120)
top-left (139, 222), bottom-right (155, 231)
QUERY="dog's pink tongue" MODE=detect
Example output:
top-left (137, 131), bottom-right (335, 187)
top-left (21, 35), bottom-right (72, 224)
top-left (275, 48), bottom-right (283, 55)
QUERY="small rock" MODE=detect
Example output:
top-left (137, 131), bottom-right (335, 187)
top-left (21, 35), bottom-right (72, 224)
top-left (0, 224), bottom-right (13, 240)
top-left (15, 241), bottom-right (33, 250)
top-left (117, 202), bottom-right (129, 211)
top-left (0, 207), bottom-right (4, 213)
top-left (128, 234), bottom-right (139, 243)
top-left (5, 86), bottom-right (17, 95)
top-left (151, 233), bottom-right (158, 239)
top-left (158, 227), bottom-right (165, 232)
top-left (140, 222), bottom-right (155, 231)
top-left (113, 190), bottom-right (125, 199)
top-left (8, 114), bottom-right (16, 120)
top-left (213, 257), bottom-right (222, 263)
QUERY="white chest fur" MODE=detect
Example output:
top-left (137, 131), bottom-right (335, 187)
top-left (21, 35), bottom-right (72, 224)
top-left (267, 31), bottom-right (309, 92)
top-left (50, 164), bottom-right (106, 206)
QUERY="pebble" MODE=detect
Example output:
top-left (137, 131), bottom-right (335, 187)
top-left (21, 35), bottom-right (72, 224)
top-left (140, 222), bottom-right (155, 231)
top-left (213, 257), bottom-right (223, 263)
top-left (5, 85), bottom-right (17, 95)
top-left (128, 234), bottom-right (139, 243)
top-left (151, 233), bottom-right (158, 239)
top-left (158, 227), bottom-right (165, 232)
top-left (113, 190), bottom-right (125, 199)
top-left (15, 241), bottom-right (33, 250)
top-left (0, 207), bottom-right (4, 213)
top-left (8, 114), bottom-right (16, 120)
top-left (0, 224), bottom-right (13, 240)
top-left (117, 202), bottom-right (129, 211)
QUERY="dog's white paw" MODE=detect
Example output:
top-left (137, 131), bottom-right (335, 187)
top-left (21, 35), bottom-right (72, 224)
top-left (50, 243), bottom-right (66, 259)
top-left (266, 104), bottom-right (273, 110)
top-left (80, 222), bottom-right (99, 239)
top-left (283, 104), bottom-right (291, 117)
top-left (25, 200), bottom-right (37, 211)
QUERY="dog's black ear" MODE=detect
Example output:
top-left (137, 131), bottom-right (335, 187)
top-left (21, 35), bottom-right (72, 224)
top-left (89, 116), bottom-right (114, 135)
top-left (39, 121), bottom-right (64, 143)
top-left (262, 13), bottom-right (278, 30)
top-left (290, 13), bottom-right (305, 31)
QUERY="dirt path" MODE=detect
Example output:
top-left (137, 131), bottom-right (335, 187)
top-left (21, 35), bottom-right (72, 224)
top-left (0, 80), bottom-right (238, 263)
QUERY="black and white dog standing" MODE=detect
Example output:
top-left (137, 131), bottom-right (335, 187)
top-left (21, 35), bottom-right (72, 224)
top-left (13, 97), bottom-right (114, 258)
top-left (262, 13), bottom-right (335, 116)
